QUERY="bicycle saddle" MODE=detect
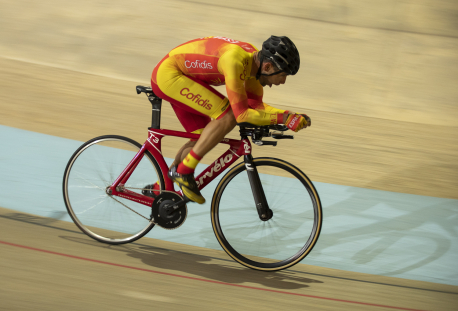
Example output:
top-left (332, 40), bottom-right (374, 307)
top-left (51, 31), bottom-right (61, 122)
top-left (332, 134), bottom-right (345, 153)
top-left (136, 85), bottom-right (156, 96)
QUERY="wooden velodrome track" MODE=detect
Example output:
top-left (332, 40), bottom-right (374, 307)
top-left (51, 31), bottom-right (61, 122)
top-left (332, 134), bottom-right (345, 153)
top-left (1, 0), bottom-right (458, 310)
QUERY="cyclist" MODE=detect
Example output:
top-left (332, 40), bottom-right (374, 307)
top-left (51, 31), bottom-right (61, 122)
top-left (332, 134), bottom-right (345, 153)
top-left (148, 36), bottom-right (311, 204)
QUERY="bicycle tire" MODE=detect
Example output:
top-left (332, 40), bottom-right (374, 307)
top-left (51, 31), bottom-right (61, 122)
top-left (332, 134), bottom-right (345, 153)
top-left (63, 135), bottom-right (165, 244)
top-left (211, 157), bottom-right (322, 271)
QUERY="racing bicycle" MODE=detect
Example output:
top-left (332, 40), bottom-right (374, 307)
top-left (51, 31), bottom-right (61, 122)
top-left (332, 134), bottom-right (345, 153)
top-left (62, 85), bottom-right (323, 271)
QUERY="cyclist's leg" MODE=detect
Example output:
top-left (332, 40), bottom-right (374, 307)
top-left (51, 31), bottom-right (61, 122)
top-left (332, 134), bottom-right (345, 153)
top-left (171, 140), bottom-right (196, 168)
top-left (151, 82), bottom-right (235, 161)
top-left (168, 110), bottom-right (236, 203)
top-left (151, 56), bottom-right (231, 121)
top-left (191, 108), bottom-right (236, 157)
top-left (169, 105), bottom-right (236, 165)
top-left (168, 105), bottom-right (206, 167)
top-left (151, 56), bottom-right (234, 161)
top-left (142, 106), bottom-right (206, 197)
top-left (151, 57), bottom-right (235, 202)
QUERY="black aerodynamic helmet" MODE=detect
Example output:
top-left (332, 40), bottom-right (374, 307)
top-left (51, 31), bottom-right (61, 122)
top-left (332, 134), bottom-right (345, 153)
top-left (257, 35), bottom-right (300, 78)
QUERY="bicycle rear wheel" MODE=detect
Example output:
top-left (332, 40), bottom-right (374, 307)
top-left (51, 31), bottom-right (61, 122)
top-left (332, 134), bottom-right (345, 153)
top-left (211, 158), bottom-right (322, 271)
top-left (63, 135), bottom-right (164, 244)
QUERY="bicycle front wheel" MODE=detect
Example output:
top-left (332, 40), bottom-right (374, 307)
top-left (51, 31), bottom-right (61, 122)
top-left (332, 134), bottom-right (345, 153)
top-left (63, 135), bottom-right (164, 244)
top-left (211, 158), bottom-right (322, 271)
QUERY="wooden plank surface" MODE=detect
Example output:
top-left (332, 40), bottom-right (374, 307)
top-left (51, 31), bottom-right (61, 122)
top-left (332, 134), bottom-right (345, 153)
top-left (1, 57), bottom-right (456, 199)
top-left (1, 207), bottom-right (457, 311)
top-left (1, 1), bottom-right (458, 309)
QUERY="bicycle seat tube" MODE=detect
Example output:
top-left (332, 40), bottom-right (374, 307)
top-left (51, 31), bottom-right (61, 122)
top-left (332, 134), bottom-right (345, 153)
top-left (148, 95), bottom-right (162, 129)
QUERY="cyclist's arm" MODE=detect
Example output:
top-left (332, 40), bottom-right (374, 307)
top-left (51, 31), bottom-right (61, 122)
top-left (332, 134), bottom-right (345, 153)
top-left (244, 78), bottom-right (291, 118)
top-left (244, 74), bottom-right (311, 130)
top-left (256, 102), bottom-right (290, 115)
top-left (219, 52), bottom-right (283, 125)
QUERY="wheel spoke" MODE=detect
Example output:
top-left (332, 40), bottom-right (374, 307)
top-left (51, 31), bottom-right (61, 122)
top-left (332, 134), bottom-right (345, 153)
top-left (77, 196), bottom-right (109, 215)
top-left (212, 159), bottom-right (322, 270)
top-left (63, 136), bottom-right (164, 244)
top-left (74, 171), bottom-right (106, 190)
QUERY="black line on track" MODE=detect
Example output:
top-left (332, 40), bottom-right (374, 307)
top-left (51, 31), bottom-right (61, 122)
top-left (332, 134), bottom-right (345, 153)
top-left (1, 212), bottom-right (457, 296)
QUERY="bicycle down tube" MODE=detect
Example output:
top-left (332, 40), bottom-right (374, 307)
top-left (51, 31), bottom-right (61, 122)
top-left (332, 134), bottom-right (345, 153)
top-left (108, 128), bottom-right (255, 207)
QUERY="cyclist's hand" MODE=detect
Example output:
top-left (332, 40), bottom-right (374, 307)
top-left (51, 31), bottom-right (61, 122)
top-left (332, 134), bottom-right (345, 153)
top-left (285, 114), bottom-right (308, 132)
top-left (297, 113), bottom-right (311, 127)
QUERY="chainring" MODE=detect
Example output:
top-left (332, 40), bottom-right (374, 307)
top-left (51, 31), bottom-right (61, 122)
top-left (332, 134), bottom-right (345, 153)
top-left (151, 192), bottom-right (187, 230)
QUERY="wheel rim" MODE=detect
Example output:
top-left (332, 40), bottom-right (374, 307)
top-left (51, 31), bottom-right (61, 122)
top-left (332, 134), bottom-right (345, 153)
top-left (64, 137), bottom-right (162, 243)
top-left (212, 160), bottom-right (321, 270)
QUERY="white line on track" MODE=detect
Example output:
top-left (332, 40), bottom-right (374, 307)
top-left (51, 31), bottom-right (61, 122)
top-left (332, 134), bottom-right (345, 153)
top-left (120, 291), bottom-right (175, 303)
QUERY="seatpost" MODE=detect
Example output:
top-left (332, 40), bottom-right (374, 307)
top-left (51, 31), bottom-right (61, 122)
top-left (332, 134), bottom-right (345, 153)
top-left (148, 95), bottom-right (162, 129)
top-left (239, 125), bottom-right (248, 140)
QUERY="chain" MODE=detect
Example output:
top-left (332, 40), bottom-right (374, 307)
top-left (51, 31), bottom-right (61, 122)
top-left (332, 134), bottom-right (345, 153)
top-left (124, 187), bottom-right (180, 195)
top-left (107, 188), bottom-right (181, 222)
top-left (108, 195), bottom-right (153, 222)
top-left (123, 186), bottom-right (149, 190)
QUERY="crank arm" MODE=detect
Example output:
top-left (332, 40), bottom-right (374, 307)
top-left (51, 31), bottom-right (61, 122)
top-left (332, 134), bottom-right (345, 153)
top-left (164, 197), bottom-right (191, 215)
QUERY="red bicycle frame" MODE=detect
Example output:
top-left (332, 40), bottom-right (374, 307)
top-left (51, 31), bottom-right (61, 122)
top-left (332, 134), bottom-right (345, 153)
top-left (108, 128), bottom-right (252, 207)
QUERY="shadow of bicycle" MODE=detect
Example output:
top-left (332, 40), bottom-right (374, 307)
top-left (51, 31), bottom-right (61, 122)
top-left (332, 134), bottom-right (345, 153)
top-left (60, 235), bottom-right (323, 290)
top-left (311, 165), bottom-right (458, 279)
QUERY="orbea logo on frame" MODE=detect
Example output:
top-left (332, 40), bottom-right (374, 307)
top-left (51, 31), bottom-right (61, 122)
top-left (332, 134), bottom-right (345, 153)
top-left (180, 88), bottom-right (213, 110)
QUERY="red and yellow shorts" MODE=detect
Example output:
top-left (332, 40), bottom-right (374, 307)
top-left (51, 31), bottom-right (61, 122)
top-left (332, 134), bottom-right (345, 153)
top-left (151, 56), bottom-right (231, 134)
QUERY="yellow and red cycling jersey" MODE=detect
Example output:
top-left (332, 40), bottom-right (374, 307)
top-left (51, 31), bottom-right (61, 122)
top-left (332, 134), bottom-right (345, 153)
top-left (151, 36), bottom-right (286, 125)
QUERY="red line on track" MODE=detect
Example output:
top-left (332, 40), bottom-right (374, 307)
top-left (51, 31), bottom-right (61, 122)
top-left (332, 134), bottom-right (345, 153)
top-left (0, 240), bottom-right (427, 311)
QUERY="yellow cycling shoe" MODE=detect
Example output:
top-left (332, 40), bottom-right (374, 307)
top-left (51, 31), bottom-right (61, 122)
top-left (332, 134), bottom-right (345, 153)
top-left (168, 166), bottom-right (206, 204)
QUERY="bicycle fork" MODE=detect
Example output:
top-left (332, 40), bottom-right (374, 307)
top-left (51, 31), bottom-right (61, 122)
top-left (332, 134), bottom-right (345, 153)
top-left (244, 155), bottom-right (273, 221)
top-left (164, 155), bottom-right (272, 221)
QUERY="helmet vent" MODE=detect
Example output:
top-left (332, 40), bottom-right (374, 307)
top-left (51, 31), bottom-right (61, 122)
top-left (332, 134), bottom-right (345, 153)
top-left (261, 35), bottom-right (300, 75)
